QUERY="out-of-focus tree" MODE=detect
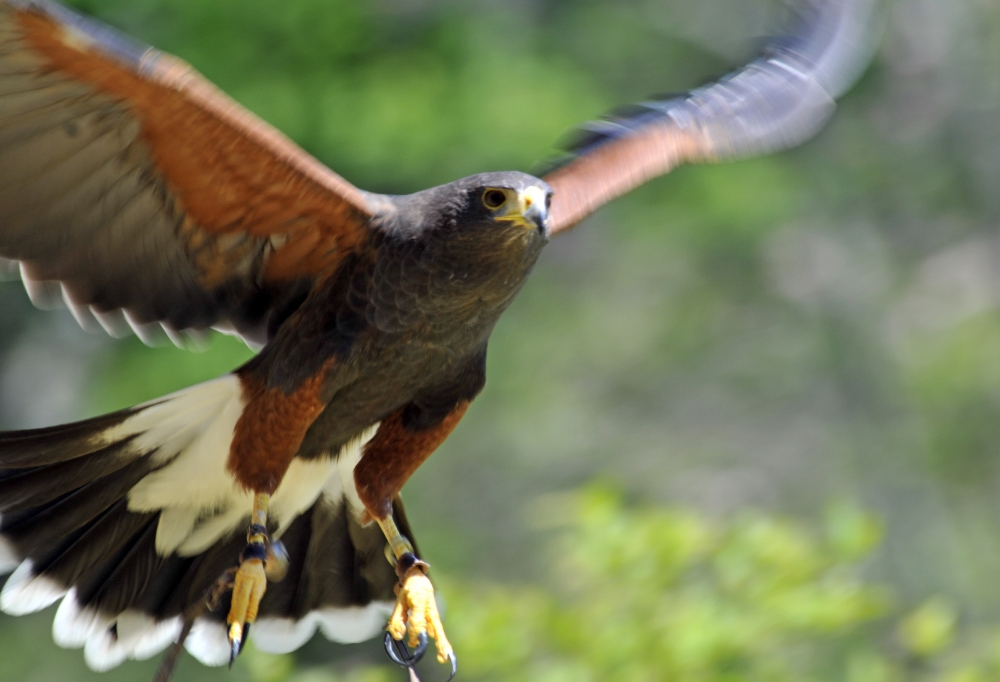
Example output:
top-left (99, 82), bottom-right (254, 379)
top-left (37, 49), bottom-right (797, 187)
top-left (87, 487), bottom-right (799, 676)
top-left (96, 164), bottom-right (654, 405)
top-left (239, 488), bottom-right (1000, 682)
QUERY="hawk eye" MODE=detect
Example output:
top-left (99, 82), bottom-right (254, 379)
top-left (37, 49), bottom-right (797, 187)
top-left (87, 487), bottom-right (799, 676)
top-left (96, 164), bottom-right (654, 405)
top-left (482, 189), bottom-right (507, 210)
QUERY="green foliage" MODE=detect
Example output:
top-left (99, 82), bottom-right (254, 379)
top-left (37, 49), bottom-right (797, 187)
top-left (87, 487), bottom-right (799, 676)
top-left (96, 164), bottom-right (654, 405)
top-left (233, 488), bottom-right (1000, 682)
top-left (443, 486), bottom-right (891, 682)
top-left (437, 490), bottom-right (1000, 682)
top-left (899, 598), bottom-right (958, 658)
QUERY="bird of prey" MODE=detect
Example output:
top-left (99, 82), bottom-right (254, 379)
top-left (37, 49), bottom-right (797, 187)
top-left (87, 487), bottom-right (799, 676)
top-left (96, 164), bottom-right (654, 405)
top-left (0, 0), bottom-right (877, 678)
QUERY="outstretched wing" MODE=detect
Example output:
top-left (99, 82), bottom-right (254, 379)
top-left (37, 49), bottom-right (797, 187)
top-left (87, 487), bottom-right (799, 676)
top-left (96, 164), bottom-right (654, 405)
top-left (0, 0), bottom-right (378, 347)
top-left (543, 0), bottom-right (880, 235)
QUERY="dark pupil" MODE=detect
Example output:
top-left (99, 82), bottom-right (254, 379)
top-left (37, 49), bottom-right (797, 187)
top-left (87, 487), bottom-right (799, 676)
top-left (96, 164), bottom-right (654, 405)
top-left (484, 190), bottom-right (505, 208)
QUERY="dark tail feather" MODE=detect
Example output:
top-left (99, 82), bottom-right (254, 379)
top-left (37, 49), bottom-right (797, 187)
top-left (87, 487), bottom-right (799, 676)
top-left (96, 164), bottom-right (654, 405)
top-left (0, 407), bottom-right (140, 467)
top-left (0, 377), bottom-right (239, 611)
top-left (0, 377), bottom-right (407, 671)
top-left (0, 435), bottom-right (140, 513)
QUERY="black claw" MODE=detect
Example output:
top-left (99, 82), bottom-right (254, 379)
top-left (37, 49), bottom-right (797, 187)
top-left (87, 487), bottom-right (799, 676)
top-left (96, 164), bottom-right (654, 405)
top-left (445, 653), bottom-right (458, 682)
top-left (384, 631), bottom-right (429, 668)
top-left (228, 623), bottom-right (250, 669)
top-left (228, 637), bottom-right (239, 669)
top-left (412, 631), bottom-right (429, 662)
top-left (384, 632), bottom-right (409, 667)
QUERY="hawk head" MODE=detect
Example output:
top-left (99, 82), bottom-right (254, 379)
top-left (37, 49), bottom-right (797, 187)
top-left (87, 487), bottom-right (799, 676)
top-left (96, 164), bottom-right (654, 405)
top-left (382, 169), bottom-right (551, 281)
top-left (373, 171), bottom-right (553, 321)
top-left (387, 171), bottom-right (551, 241)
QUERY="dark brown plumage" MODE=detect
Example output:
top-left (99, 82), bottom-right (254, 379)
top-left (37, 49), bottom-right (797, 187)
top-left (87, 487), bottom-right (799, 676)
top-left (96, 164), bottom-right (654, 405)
top-left (0, 0), bottom-right (879, 676)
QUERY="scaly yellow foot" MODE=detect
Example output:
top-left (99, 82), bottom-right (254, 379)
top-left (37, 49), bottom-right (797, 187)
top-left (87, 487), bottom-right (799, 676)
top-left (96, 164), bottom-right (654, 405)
top-left (226, 554), bottom-right (266, 662)
top-left (387, 555), bottom-right (454, 665)
top-left (226, 493), bottom-right (289, 665)
top-left (376, 514), bottom-right (455, 675)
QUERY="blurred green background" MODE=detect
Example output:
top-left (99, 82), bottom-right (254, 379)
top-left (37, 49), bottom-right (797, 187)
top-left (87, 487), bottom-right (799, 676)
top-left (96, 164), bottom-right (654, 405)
top-left (4, 0), bottom-right (1000, 679)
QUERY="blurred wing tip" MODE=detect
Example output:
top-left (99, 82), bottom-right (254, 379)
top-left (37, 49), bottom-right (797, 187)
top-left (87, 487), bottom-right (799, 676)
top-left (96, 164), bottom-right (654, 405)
top-left (160, 322), bottom-right (187, 349)
top-left (785, 0), bottom-right (884, 99)
top-left (91, 308), bottom-right (133, 339)
top-left (10, 0), bottom-right (154, 71)
top-left (536, 118), bottom-right (649, 175)
top-left (181, 327), bottom-right (212, 351)
top-left (10, 264), bottom-right (218, 348)
top-left (60, 283), bottom-right (104, 333)
top-left (156, 323), bottom-right (212, 352)
top-left (121, 310), bottom-right (169, 347)
top-left (212, 321), bottom-right (265, 352)
top-left (18, 262), bottom-right (62, 310)
top-left (543, 0), bottom-right (881, 171)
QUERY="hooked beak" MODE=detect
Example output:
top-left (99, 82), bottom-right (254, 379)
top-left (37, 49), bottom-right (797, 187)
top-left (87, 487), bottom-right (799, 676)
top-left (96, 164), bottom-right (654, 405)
top-left (498, 186), bottom-right (550, 235)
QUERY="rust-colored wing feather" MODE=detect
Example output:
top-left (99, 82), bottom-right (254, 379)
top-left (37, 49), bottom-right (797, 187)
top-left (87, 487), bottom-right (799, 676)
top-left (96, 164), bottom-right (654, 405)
top-left (544, 0), bottom-right (880, 235)
top-left (0, 0), bottom-right (378, 347)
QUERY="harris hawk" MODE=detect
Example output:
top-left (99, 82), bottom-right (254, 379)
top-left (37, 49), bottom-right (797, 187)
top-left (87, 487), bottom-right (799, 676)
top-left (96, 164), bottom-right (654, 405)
top-left (0, 0), bottom-right (879, 679)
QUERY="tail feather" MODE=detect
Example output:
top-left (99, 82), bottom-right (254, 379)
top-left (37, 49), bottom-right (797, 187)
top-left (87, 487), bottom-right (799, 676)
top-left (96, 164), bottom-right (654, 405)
top-left (0, 478), bottom-right (156, 616)
top-left (0, 377), bottom-right (243, 623)
top-left (80, 516), bottom-right (162, 614)
top-left (0, 408), bottom-right (140, 468)
top-left (53, 504), bottom-right (158, 606)
top-left (130, 554), bottom-right (195, 618)
top-left (0, 437), bottom-right (139, 513)
top-left (2, 456), bottom-right (156, 559)
top-left (0, 373), bottom-right (405, 671)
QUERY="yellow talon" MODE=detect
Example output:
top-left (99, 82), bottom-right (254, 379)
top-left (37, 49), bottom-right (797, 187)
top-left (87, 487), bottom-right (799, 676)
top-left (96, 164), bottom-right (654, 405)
top-left (226, 493), bottom-right (274, 662)
top-left (227, 558), bottom-right (267, 644)
top-left (388, 563), bottom-right (454, 664)
top-left (228, 558), bottom-right (267, 625)
top-left (228, 621), bottom-right (243, 651)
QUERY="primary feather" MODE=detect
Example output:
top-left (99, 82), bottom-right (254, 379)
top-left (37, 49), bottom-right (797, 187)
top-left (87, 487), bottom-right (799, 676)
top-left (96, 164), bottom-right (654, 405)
top-left (542, 0), bottom-right (881, 233)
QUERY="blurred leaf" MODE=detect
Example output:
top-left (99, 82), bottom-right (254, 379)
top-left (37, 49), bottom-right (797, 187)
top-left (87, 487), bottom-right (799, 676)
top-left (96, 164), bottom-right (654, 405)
top-left (898, 597), bottom-right (958, 658)
top-left (846, 651), bottom-right (898, 682)
top-left (441, 485), bottom-right (893, 682)
top-left (825, 499), bottom-right (884, 560)
top-left (243, 642), bottom-right (295, 682)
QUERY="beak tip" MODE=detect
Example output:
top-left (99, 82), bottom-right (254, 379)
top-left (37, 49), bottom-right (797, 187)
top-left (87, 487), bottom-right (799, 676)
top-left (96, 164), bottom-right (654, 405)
top-left (520, 186), bottom-right (550, 235)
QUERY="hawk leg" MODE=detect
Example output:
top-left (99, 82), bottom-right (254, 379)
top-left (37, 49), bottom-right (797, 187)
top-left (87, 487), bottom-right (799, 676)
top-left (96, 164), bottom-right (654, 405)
top-left (355, 360), bottom-right (485, 675)
top-left (377, 515), bottom-right (456, 677)
top-left (226, 492), bottom-right (289, 664)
